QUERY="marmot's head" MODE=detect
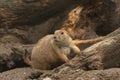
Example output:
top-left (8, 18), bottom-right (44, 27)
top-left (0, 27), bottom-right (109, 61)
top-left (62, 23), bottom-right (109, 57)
top-left (53, 30), bottom-right (72, 47)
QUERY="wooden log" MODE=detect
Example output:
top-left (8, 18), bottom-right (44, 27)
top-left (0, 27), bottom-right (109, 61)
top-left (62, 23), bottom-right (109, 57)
top-left (0, 0), bottom-right (76, 28)
top-left (71, 28), bottom-right (120, 70)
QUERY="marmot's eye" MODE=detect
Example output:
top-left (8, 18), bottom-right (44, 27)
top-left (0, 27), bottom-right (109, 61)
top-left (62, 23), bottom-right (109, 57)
top-left (61, 32), bottom-right (64, 35)
top-left (54, 36), bottom-right (56, 39)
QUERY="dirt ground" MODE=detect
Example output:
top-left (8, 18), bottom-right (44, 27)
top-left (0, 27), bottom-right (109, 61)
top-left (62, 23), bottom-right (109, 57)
top-left (0, 67), bottom-right (120, 80)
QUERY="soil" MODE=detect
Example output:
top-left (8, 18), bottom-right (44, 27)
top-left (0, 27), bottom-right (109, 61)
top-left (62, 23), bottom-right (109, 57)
top-left (0, 67), bottom-right (35, 80)
top-left (0, 67), bottom-right (120, 80)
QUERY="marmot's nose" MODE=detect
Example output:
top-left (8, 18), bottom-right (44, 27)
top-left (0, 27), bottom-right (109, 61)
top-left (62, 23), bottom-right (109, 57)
top-left (54, 36), bottom-right (60, 42)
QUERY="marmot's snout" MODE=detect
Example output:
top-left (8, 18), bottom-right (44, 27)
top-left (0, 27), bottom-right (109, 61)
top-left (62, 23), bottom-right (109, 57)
top-left (53, 36), bottom-right (60, 42)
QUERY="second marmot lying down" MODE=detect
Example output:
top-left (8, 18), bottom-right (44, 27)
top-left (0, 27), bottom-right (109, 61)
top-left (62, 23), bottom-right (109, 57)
top-left (24, 30), bottom-right (80, 70)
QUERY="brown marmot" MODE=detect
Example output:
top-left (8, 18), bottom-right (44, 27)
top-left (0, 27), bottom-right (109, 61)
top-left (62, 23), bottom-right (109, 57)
top-left (24, 30), bottom-right (80, 70)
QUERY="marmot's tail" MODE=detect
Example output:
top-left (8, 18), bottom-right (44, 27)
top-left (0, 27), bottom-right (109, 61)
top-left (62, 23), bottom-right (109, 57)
top-left (11, 48), bottom-right (32, 66)
top-left (23, 49), bottom-right (32, 66)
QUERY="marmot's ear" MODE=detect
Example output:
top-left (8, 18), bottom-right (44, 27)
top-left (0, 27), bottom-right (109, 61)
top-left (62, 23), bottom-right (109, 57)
top-left (65, 30), bottom-right (70, 36)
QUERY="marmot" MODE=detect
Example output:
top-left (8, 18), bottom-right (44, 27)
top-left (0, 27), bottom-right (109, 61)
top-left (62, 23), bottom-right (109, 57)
top-left (24, 30), bottom-right (80, 70)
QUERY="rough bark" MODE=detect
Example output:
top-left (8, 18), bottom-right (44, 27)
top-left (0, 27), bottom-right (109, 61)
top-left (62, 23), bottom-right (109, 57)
top-left (0, 0), bottom-right (76, 27)
top-left (74, 0), bottom-right (120, 37)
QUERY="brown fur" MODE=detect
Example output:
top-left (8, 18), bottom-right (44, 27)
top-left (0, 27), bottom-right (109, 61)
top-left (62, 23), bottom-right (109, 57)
top-left (25, 30), bottom-right (80, 70)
